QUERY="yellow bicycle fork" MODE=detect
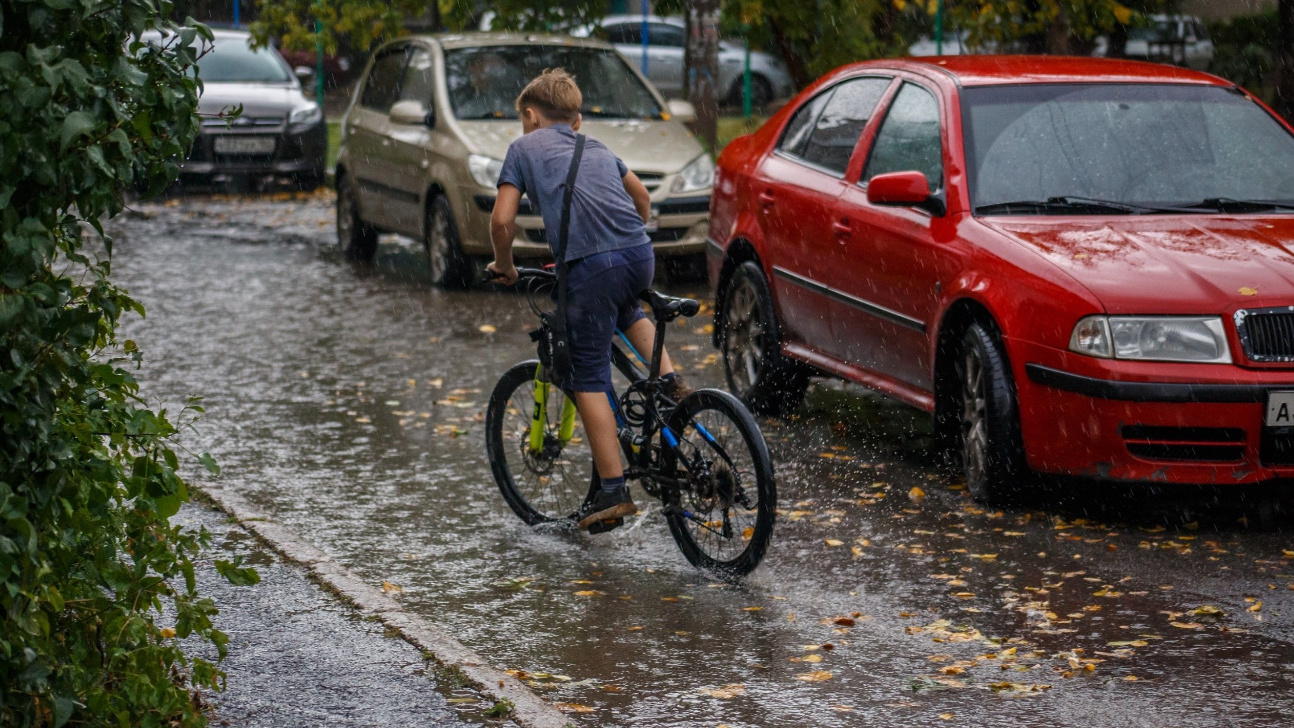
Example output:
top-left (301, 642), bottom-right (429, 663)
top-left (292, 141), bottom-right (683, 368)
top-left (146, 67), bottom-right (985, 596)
top-left (529, 363), bottom-right (577, 455)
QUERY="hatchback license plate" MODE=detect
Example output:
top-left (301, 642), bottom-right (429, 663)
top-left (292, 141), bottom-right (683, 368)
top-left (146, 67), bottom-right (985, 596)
top-left (1267, 391), bottom-right (1294, 427)
top-left (214, 135), bottom-right (275, 155)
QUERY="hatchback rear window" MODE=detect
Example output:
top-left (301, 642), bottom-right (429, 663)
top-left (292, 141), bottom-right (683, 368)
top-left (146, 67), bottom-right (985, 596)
top-left (444, 46), bottom-right (661, 120)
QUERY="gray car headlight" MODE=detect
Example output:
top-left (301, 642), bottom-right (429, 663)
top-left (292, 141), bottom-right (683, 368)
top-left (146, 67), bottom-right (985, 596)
top-left (288, 103), bottom-right (322, 129)
top-left (671, 154), bottom-right (714, 193)
top-left (1069, 315), bottom-right (1231, 363)
top-left (468, 154), bottom-right (504, 189)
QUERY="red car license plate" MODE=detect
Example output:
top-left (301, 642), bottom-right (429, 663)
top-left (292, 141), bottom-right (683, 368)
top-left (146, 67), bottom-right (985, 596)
top-left (1267, 391), bottom-right (1294, 427)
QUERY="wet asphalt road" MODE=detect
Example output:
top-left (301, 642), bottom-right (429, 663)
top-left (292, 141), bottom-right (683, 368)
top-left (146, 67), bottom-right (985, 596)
top-left (112, 192), bottom-right (1294, 727)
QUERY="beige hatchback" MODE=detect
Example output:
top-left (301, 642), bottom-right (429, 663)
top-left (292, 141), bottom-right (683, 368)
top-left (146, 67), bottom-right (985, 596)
top-left (335, 33), bottom-right (714, 287)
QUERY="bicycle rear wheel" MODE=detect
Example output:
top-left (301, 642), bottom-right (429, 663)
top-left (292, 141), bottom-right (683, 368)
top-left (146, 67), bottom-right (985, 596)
top-left (663, 389), bottom-right (776, 577)
top-left (485, 360), bottom-right (595, 525)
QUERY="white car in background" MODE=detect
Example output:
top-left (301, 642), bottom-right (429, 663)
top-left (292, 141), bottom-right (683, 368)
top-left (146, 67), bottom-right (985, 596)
top-left (574, 15), bottom-right (794, 107)
top-left (1093, 14), bottom-right (1214, 70)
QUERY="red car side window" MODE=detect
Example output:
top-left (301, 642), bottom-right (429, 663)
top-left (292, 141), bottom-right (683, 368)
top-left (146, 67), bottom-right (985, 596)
top-left (800, 78), bottom-right (891, 175)
top-left (778, 91), bottom-right (831, 158)
top-left (862, 82), bottom-right (943, 190)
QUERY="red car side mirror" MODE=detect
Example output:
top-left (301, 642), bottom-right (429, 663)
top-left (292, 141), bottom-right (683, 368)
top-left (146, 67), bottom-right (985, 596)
top-left (867, 170), bottom-right (932, 206)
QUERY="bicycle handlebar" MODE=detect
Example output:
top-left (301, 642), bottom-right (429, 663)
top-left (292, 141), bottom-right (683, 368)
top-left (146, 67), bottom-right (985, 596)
top-left (483, 267), bottom-right (556, 284)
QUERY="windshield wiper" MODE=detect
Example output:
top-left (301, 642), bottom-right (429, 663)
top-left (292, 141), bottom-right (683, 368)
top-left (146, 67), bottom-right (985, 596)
top-left (579, 108), bottom-right (629, 118)
top-left (975, 196), bottom-right (1169, 215)
top-left (1179, 197), bottom-right (1294, 214)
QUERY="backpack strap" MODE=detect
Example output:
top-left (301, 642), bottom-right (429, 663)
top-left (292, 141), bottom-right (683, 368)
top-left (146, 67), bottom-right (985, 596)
top-left (550, 133), bottom-right (586, 384)
top-left (554, 133), bottom-right (586, 264)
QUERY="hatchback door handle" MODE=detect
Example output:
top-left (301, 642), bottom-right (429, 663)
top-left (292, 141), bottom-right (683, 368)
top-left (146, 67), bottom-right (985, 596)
top-left (832, 219), bottom-right (852, 238)
top-left (759, 191), bottom-right (775, 207)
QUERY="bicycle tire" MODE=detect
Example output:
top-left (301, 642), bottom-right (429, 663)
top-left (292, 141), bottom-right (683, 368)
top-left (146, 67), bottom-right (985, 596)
top-left (485, 360), bottom-right (596, 525)
top-left (662, 389), bottom-right (776, 577)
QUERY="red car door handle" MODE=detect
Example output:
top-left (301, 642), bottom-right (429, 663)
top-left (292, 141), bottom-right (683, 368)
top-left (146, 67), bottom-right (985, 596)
top-left (759, 191), bottom-right (776, 207)
top-left (832, 220), bottom-right (852, 238)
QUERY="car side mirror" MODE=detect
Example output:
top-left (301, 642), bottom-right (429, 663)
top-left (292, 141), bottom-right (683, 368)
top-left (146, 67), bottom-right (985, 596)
top-left (293, 66), bottom-right (315, 86)
top-left (866, 170), bottom-right (945, 216)
top-left (390, 99), bottom-right (435, 128)
top-left (666, 99), bottom-right (697, 124)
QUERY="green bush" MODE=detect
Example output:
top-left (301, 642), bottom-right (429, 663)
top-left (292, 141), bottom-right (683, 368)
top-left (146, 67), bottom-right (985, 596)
top-left (1209, 8), bottom-right (1279, 103)
top-left (0, 1), bottom-right (253, 725)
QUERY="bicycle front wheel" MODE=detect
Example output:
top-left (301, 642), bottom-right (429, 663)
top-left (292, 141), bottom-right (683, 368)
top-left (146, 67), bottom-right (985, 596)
top-left (485, 360), bottom-right (595, 525)
top-left (663, 389), bottom-right (776, 577)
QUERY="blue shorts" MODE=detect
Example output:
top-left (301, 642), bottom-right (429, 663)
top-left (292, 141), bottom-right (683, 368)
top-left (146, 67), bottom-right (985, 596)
top-left (564, 245), bottom-right (654, 392)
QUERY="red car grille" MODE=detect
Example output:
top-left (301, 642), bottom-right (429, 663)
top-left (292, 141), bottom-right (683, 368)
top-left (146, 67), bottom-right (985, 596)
top-left (1235, 307), bottom-right (1294, 362)
top-left (1122, 425), bottom-right (1245, 463)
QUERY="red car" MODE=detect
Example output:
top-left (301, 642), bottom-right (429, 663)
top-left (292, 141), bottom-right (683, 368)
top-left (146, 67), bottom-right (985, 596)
top-left (707, 56), bottom-right (1294, 501)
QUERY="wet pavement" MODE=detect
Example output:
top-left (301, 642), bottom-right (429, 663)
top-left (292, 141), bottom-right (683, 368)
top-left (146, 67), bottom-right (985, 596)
top-left (113, 192), bottom-right (1294, 727)
top-left (176, 503), bottom-right (513, 727)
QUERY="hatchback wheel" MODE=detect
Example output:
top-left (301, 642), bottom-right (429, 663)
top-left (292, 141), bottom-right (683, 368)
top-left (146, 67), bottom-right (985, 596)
top-left (720, 261), bottom-right (808, 416)
top-left (425, 195), bottom-right (473, 289)
top-left (955, 321), bottom-right (1027, 503)
top-left (337, 173), bottom-right (377, 262)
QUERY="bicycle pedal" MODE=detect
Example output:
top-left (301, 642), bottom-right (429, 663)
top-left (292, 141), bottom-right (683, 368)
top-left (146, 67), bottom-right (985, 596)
top-left (586, 517), bottom-right (624, 535)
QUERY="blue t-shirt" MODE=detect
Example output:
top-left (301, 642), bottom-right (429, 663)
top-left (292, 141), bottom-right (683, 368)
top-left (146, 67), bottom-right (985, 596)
top-left (497, 124), bottom-right (650, 262)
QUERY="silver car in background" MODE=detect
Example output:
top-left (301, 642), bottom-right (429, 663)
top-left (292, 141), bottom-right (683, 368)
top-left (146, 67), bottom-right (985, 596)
top-left (576, 15), bottom-right (793, 107)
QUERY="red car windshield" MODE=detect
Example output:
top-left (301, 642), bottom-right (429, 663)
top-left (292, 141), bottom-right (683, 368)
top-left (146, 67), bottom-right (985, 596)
top-left (962, 83), bottom-right (1294, 214)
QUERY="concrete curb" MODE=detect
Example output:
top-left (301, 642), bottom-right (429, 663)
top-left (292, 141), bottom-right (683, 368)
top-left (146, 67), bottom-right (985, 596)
top-left (197, 484), bottom-right (572, 728)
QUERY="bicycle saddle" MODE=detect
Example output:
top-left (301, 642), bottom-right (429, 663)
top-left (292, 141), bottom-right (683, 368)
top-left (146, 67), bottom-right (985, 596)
top-left (639, 289), bottom-right (701, 322)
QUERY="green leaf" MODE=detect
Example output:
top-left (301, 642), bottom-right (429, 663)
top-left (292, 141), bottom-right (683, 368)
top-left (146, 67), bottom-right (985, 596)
top-left (198, 452), bottom-right (220, 475)
top-left (215, 557), bottom-right (261, 587)
top-left (59, 110), bottom-right (96, 152)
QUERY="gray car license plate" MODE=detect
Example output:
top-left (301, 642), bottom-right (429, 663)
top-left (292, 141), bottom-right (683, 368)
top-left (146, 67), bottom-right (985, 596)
top-left (1267, 391), bottom-right (1294, 427)
top-left (213, 135), bottom-right (276, 155)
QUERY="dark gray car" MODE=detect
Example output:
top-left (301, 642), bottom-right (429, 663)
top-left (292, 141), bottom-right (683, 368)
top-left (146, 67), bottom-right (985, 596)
top-left (180, 29), bottom-right (327, 190)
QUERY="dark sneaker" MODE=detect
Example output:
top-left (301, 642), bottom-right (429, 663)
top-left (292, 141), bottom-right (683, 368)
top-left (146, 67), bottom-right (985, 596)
top-left (577, 487), bottom-right (638, 530)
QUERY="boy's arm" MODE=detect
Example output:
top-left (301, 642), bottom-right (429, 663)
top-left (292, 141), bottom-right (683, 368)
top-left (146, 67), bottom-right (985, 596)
top-left (487, 183), bottom-right (521, 284)
top-left (622, 171), bottom-right (651, 224)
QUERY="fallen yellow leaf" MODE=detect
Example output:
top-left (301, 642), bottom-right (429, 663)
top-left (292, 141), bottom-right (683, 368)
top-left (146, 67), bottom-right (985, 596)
top-left (478, 324), bottom-right (498, 333)
top-left (381, 581), bottom-right (403, 594)
top-left (554, 703), bottom-right (595, 713)
top-left (1170, 621), bottom-right (1203, 629)
top-left (1238, 287), bottom-right (1258, 296)
top-left (698, 684), bottom-right (746, 699)
top-left (909, 486), bottom-right (926, 502)
top-left (795, 670), bottom-right (833, 682)
top-left (574, 590), bottom-right (605, 597)
top-left (742, 606), bottom-right (763, 612)
top-left (825, 539), bottom-right (844, 547)
top-left (940, 714), bottom-right (955, 721)
top-left (791, 654), bottom-right (824, 663)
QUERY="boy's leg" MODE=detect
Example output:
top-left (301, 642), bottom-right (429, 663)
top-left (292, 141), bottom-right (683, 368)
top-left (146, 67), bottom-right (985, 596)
top-left (622, 317), bottom-right (674, 377)
top-left (572, 390), bottom-right (622, 481)
top-left (565, 255), bottom-right (639, 528)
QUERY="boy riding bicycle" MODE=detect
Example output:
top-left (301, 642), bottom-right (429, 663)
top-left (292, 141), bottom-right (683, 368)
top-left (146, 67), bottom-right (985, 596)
top-left (486, 69), bottom-right (686, 531)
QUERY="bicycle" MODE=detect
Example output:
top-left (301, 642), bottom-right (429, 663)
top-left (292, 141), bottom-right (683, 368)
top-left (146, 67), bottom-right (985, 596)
top-left (484, 267), bottom-right (777, 577)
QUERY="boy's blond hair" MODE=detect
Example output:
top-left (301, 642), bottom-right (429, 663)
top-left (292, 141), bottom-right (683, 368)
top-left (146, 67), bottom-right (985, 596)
top-left (514, 68), bottom-right (582, 123)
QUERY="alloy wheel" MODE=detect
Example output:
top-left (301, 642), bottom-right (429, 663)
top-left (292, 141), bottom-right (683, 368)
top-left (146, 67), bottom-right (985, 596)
top-left (960, 347), bottom-right (989, 487)
top-left (724, 279), bottom-right (766, 394)
top-left (337, 181), bottom-right (356, 243)
top-left (427, 206), bottom-right (450, 283)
